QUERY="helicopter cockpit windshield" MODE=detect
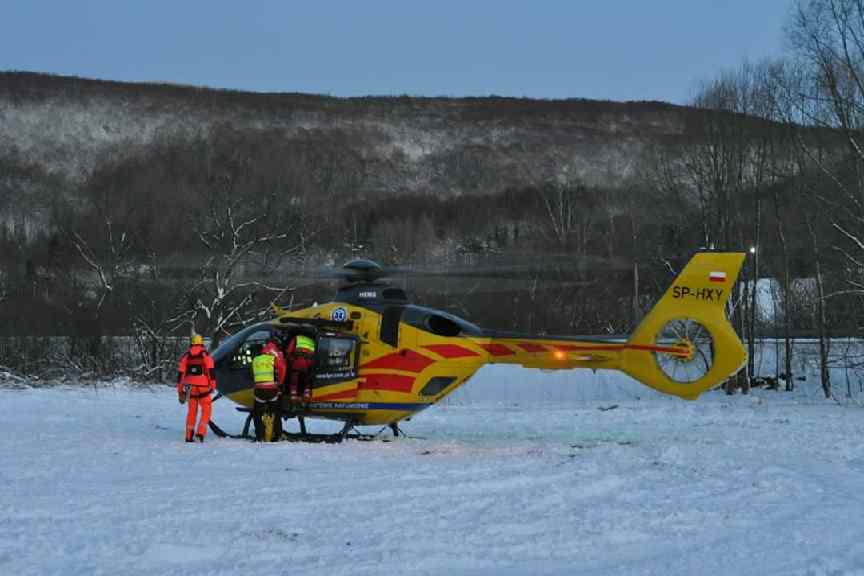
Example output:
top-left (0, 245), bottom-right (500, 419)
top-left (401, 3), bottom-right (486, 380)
top-left (212, 323), bottom-right (275, 367)
top-left (211, 323), bottom-right (277, 396)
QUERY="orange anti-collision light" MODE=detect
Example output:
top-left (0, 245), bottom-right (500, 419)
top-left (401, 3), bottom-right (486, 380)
top-left (554, 350), bottom-right (566, 360)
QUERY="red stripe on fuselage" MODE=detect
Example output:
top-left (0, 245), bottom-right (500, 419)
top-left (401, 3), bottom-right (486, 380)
top-left (516, 342), bottom-right (547, 353)
top-left (360, 350), bottom-right (434, 373)
top-left (423, 344), bottom-right (480, 358)
top-left (479, 343), bottom-right (516, 356)
top-left (627, 343), bottom-right (690, 355)
top-left (315, 390), bottom-right (357, 401)
top-left (360, 374), bottom-right (416, 393)
top-left (550, 343), bottom-right (689, 356)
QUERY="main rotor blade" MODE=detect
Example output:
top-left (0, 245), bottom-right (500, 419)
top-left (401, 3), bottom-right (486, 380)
top-left (291, 253), bottom-right (633, 281)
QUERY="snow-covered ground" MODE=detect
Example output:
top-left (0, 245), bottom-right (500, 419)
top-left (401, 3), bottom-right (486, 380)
top-left (3, 369), bottom-right (864, 576)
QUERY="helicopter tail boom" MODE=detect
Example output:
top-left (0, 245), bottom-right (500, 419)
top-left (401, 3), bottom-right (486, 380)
top-left (620, 251), bottom-right (746, 399)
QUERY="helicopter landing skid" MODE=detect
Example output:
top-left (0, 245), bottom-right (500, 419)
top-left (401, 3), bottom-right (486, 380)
top-left (207, 413), bottom-right (254, 440)
top-left (208, 409), bottom-right (389, 443)
top-left (276, 420), bottom-right (424, 443)
top-left (278, 431), bottom-right (377, 443)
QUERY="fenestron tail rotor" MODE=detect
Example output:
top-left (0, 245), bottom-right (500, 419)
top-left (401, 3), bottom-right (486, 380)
top-left (654, 318), bottom-right (714, 384)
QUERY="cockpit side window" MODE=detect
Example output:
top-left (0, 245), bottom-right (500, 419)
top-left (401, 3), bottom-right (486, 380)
top-left (426, 314), bottom-right (462, 337)
top-left (401, 306), bottom-right (482, 337)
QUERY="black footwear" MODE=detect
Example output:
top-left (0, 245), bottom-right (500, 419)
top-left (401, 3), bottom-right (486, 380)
top-left (196, 434), bottom-right (204, 443)
top-left (185, 437), bottom-right (194, 443)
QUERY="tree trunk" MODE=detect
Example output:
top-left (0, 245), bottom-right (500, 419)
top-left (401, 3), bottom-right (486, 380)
top-left (806, 217), bottom-right (831, 399)
top-left (745, 196), bottom-right (761, 395)
top-left (772, 187), bottom-right (794, 391)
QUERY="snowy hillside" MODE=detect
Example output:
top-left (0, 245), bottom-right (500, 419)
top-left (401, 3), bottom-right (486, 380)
top-left (0, 72), bottom-right (681, 196)
top-left (3, 371), bottom-right (864, 575)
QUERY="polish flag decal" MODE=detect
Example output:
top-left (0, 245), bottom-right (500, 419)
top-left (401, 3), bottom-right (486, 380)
top-left (709, 271), bottom-right (727, 283)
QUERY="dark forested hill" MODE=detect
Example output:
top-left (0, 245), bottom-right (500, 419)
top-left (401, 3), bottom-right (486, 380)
top-left (0, 73), bottom-right (692, 220)
top-left (0, 71), bottom-right (816, 363)
top-left (0, 71), bottom-right (705, 267)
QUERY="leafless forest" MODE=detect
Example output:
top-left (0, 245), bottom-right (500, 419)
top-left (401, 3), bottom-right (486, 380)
top-left (3, 1), bottom-right (864, 396)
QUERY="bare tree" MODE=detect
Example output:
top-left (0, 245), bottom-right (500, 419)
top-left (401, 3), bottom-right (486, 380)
top-left (770, 180), bottom-right (797, 388)
top-left (66, 160), bottom-right (143, 313)
top-left (179, 136), bottom-right (312, 344)
top-left (669, 62), bottom-right (788, 392)
top-left (70, 223), bottom-right (133, 312)
top-left (536, 183), bottom-right (601, 279)
top-left (788, 0), bottom-right (864, 299)
top-left (806, 214), bottom-right (834, 397)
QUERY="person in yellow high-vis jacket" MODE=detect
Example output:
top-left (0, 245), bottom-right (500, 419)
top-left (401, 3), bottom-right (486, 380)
top-left (286, 333), bottom-right (316, 404)
top-left (251, 339), bottom-right (286, 442)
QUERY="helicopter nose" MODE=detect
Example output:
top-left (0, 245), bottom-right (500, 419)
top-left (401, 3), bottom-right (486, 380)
top-left (211, 338), bottom-right (252, 395)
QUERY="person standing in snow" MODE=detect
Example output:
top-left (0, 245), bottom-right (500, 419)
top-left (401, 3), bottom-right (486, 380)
top-left (177, 334), bottom-right (216, 443)
top-left (251, 338), bottom-right (287, 441)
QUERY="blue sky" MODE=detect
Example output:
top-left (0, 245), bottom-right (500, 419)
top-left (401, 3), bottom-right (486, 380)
top-left (2, 0), bottom-right (791, 104)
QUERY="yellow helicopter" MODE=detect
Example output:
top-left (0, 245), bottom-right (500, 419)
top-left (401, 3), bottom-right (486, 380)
top-left (209, 251), bottom-right (746, 442)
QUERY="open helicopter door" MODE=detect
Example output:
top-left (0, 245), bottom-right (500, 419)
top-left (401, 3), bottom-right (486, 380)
top-left (309, 334), bottom-right (362, 403)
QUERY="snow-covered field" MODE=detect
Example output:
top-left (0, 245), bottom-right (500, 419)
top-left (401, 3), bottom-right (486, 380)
top-left (3, 368), bottom-right (864, 576)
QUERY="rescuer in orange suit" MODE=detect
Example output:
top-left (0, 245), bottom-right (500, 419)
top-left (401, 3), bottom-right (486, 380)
top-left (251, 339), bottom-right (287, 441)
top-left (286, 333), bottom-right (316, 404)
top-left (177, 334), bottom-right (216, 443)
